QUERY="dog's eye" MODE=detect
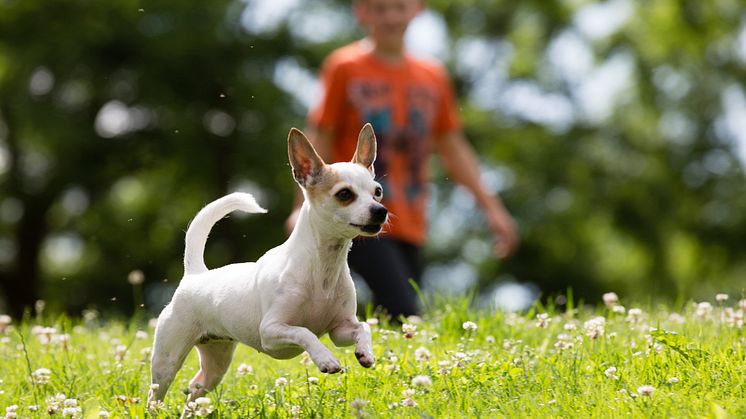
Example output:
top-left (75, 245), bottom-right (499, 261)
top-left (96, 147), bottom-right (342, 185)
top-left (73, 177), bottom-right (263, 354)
top-left (374, 186), bottom-right (383, 198)
top-left (335, 188), bottom-right (355, 202)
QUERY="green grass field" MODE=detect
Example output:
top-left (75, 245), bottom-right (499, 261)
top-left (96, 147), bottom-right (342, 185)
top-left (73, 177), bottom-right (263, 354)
top-left (1, 293), bottom-right (744, 418)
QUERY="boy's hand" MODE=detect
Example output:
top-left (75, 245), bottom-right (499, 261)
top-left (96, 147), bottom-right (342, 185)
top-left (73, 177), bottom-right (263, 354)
top-left (485, 206), bottom-right (519, 259)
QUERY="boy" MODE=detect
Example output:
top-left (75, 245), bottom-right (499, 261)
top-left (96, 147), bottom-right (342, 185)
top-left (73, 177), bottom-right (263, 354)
top-left (286, 0), bottom-right (518, 318)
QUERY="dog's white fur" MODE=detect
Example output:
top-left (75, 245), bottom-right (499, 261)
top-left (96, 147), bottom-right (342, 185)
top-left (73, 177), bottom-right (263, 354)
top-left (148, 124), bottom-right (386, 409)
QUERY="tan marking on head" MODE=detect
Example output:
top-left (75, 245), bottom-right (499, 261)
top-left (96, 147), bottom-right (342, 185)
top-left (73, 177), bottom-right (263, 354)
top-left (305, 166), bottom-right (343, 202)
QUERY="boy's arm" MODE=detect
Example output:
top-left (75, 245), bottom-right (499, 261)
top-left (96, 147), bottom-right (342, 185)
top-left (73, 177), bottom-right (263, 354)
top-left (284, 127), bottom-right (335, 234)
top-left (434, 130), bottom-right (519, 258)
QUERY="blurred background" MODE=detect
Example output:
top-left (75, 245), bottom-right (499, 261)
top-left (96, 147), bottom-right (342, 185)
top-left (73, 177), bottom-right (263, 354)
top-left (1, 0), bottom-right (745, 317)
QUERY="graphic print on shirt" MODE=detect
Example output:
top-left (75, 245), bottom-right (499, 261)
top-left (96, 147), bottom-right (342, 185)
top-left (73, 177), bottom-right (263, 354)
top-left (348, 78), bottom-right (438, 206)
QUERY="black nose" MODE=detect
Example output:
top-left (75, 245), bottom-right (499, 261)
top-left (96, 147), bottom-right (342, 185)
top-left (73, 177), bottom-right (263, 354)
top-left (369, 205), bottom-right (388, 224)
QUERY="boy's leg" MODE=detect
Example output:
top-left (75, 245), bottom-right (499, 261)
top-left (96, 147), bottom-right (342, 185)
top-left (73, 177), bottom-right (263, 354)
top-left (348, 237), bottom-right (422, 320)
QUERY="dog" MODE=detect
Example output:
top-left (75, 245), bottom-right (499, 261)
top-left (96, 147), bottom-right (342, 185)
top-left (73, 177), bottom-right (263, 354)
top-left (147, 124), bottom-right (386, 410)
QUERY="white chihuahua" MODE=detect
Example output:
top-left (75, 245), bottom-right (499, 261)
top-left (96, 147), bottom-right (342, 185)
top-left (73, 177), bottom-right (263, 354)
top-left (148, 124), bottom-right (386, 408)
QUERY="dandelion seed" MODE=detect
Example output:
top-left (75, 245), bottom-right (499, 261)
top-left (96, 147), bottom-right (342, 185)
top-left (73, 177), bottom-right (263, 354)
top-left (127, 270), bottom-right (145, 285)
top-left (411, 375), bottom-right (432, 388)
top-left (236, 363), bottom-right (253, 376)
top-left (462, 321), bottom-right (478, 332)
top-left (715, 293), bottom-right (728, 303)
top-left (602, 292), bottom-right (619, 307)
top-left (275, 377), bottom-right (288, 387)
top-left (637, 385), bottom-right (654, 396)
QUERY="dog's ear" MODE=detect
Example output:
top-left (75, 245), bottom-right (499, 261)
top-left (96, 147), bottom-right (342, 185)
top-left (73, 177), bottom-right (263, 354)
top-left (288, 128), bottom-right (325, 187)
top-left (352, 123), bottom-right (376, 175)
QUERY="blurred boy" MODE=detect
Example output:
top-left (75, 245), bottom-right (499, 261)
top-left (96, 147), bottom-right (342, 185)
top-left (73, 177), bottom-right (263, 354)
top-left (287, 0), bottom-right (518, 319)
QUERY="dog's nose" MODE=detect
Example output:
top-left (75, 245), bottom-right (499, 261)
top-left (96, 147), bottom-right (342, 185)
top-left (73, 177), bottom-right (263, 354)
top-left (369, 205), bottom-right (388, 224)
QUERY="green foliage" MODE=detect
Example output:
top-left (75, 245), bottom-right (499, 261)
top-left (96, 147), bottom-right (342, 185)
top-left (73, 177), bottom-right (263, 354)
top-left (0, 0), bottom-right (745, 315)
top-left (0, 295), bottom-right (744, 417)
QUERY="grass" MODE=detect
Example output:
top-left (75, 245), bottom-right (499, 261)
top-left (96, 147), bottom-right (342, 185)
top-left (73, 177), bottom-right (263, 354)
top-left (0, 293), bottom-right (744, 418)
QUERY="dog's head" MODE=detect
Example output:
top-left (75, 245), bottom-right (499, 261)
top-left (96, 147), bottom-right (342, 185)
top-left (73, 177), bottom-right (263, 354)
top-left (288, 123), bottom-right (388, 238)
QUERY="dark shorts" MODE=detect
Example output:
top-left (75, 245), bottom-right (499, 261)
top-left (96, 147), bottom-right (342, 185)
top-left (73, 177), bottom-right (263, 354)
top-left (347, 237), bottom-right (423, 319)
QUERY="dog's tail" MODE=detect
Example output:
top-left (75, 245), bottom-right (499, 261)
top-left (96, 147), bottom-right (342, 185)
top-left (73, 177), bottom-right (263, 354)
top-left (183, 192), bottom-right (267, 275)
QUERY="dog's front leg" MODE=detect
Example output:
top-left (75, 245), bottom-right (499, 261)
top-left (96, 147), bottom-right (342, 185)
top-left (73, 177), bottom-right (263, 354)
top-left (260, 321), bottom-right (342, 373)
top-left (330, 320), bottom-right (374, 368)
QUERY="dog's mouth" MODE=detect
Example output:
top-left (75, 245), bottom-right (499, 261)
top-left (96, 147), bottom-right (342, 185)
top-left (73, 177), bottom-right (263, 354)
top-left (350, 223), bottom-right (383, 235)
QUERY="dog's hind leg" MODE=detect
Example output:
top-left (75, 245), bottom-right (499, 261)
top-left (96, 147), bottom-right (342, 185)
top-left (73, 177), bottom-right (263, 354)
top-left (148, 305), bottom-right (199, 404)
top-left (186, 340), bottom-right (237, 401)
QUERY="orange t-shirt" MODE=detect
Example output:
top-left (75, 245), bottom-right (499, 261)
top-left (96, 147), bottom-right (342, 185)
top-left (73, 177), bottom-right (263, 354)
top-left (309, 42), bottom-right (461, 246)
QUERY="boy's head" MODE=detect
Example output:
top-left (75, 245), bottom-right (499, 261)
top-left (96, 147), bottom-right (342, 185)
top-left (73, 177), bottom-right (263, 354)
top-left (353, 0), bottom-right (424, 51)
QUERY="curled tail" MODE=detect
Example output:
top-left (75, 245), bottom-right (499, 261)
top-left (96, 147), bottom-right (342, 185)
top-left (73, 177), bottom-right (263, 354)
top-left (183, 192), bottom-right (267, 275)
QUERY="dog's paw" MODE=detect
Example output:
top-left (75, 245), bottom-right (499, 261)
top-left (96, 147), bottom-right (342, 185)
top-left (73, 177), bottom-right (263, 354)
top-left (315, 354), bottom-right (342, 374)
top-left (355, 351), bottom-right (374, 368)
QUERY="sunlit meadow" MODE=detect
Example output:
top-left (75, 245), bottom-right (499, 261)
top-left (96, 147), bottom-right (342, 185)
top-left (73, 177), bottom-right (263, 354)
top-left (1, 293), bottom-right (744, 418)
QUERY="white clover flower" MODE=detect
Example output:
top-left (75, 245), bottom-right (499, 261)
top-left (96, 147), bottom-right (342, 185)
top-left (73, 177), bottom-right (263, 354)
top-left (612, 305), bottom-right (626, 315)
top-left (350, 398), bottom-right (367, 409)
top-left (275, 377), bottom-right (288, 387)
top-left (563, 322), bottom-right (577, 331)
top-left (401, 398), bottom-right (417, 407)
top-left (626, 308), bottom-right (643, 323)
top-left (604, 366), bottom-right (619, 380)
top-left (290, 405), bottom-right (302, 417)
top-left (148, 318), bottom-right (159, 329)
top-left (99, 410), bottom-right (110, 418)
top-left (462, 321), bottom-right (478, 332)
top-left (715, 293), bottom-right (728, 303)
top-left (193, 397), bottom-right (213, 417)
top-left (307, 376), bottom-right (319, 385)
top-left (402, 388), bottom-right (415, 397)
top-left (668, 377), bottom-right (679, 384)
top-left (486, 335), bottom-right (495, 343)
top-left (4, 405), bottom-right (18, 419)
top-left (236, 363), bottom-right (253, 376)
top-left (696, 302), bottom-right (713, 319)
top-left (602, 292), bottom-right (619, 307)
top-left (536, 313), bottom-right (551, 328)
top-left (365, 318), bottom-right (379, 326)
top-left (739, 299), bottom-right (746, 311)
top-left (0, 315), bottom-right (12, 333)
top-left (583, 317), bottom-right (605, 340)
top-left (411, 375), bottom-right (432, 388)
top-left (63, 399), bottom-right (78, 408)
top-left (31, 368), bottom-right (52, 385)
top-left (402, 323), bottom-right (417, 339)
top-left (135, 330), bottom-right (148, 340)
top-left (414, 346), bottom-right (431, 362)
top-left (637, 385), bottom-right (655, 396)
